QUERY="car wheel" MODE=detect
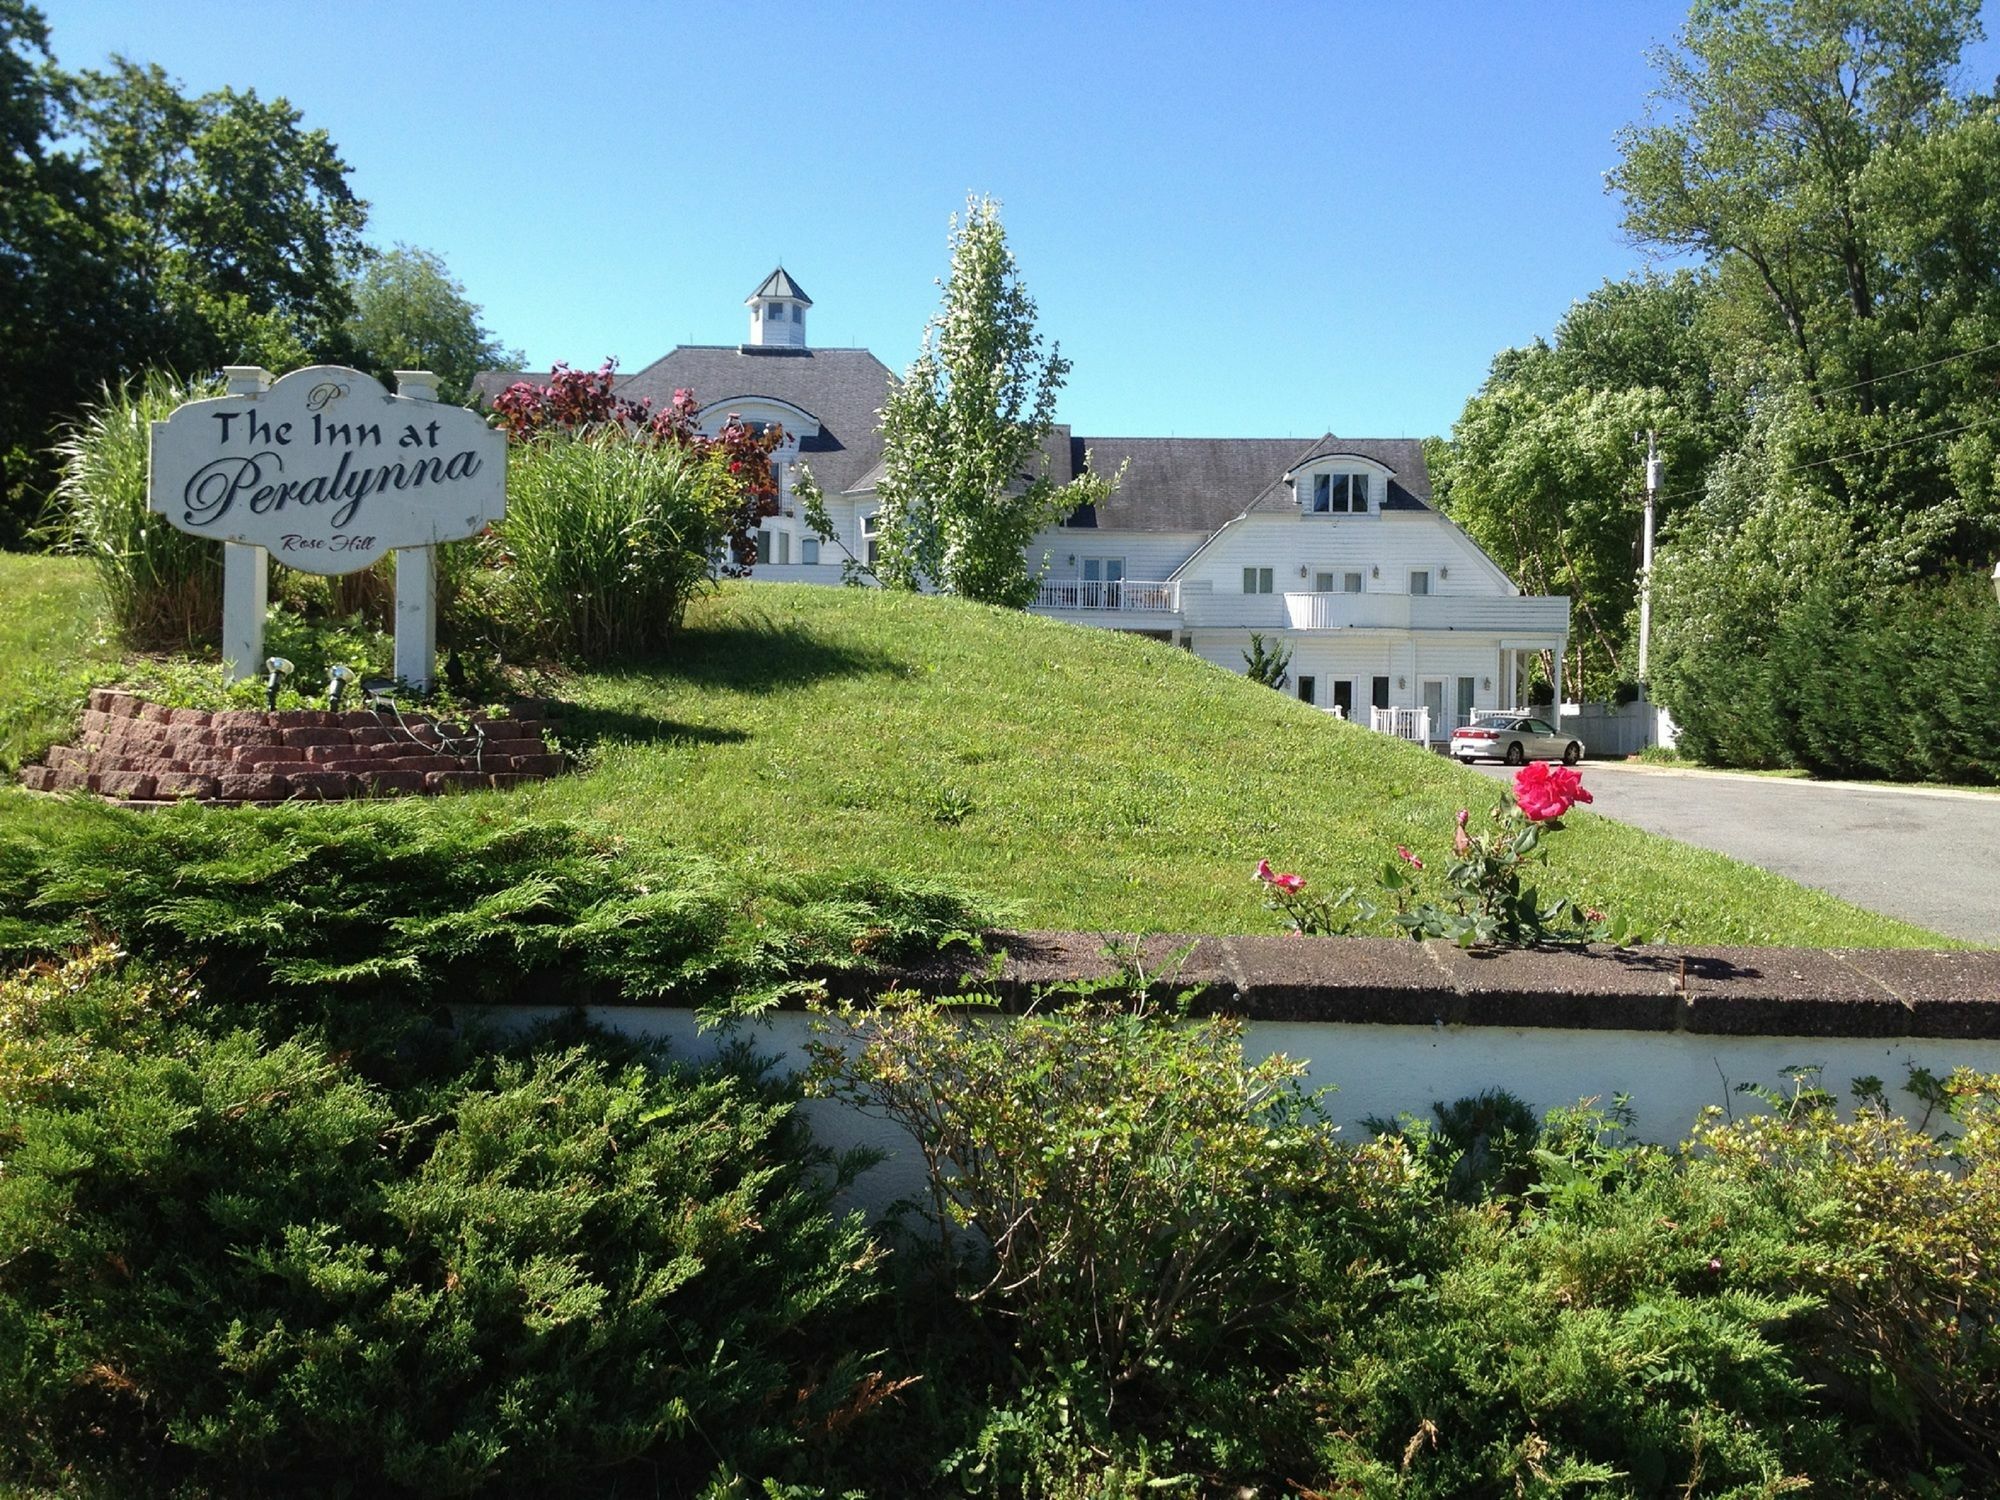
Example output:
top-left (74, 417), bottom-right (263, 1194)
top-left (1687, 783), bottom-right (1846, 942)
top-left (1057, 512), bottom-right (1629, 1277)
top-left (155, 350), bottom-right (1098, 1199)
top-left (1562, 742), bottom-right (1581, 765)
top-left (1503, 742), bottom-right (1525, 766)
top-left (1457, 756), bottom-right (1475, 765)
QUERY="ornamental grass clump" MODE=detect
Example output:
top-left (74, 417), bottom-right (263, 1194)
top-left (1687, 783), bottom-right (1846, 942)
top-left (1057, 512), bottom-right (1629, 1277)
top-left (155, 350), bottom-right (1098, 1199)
top-left (53, 371), bottom-right (225, 649)
top-left (493, 433), bottom-right (736, 663)
top-left (1259, 762), bottom-right (1636, 948)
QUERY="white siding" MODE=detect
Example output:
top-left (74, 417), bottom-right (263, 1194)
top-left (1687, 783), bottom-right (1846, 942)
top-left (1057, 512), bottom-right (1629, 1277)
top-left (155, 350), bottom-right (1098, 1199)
top-left (1177, 511), bottom-right (1511, 613)
top-left (1029, 527), bottom-right (1208, 583)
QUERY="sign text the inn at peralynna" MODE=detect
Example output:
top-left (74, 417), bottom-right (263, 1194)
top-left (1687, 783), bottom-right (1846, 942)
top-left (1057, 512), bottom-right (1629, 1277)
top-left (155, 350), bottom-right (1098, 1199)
top-left (152, 366), bottom-right (504, 575)
top-left (148, 364), bottom-right (506, 688)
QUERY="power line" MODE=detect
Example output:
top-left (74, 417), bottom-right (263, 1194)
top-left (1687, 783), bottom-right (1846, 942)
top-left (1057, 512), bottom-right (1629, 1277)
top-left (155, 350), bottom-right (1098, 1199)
top-left (1808, 336), bottom-right (2000, 399)
top-left (1650, 408), bottom-right (2000, 507)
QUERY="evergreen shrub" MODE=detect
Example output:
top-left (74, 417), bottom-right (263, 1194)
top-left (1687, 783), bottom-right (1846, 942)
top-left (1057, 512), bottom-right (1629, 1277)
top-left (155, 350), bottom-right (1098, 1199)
top-left (0, 947), bottom-right (891, 1496)
top-left (1663, 564), bottom-right (2000, 782)
top-left (812, 975), bottom-right (2000, 1493)
top-left (0, 799), bottom-right (991, 1025)
top-left (1770, 570), bottom-right (2000, 782)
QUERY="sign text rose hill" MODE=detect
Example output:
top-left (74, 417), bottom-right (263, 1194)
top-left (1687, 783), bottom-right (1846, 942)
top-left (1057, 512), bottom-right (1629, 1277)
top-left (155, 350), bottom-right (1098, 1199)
top-left (148, 364), bottom-right (506, 691)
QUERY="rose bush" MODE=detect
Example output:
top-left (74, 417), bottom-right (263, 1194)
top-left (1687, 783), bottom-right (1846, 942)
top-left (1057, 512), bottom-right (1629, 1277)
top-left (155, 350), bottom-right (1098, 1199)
top-left (1258, 764), bottom-right (1634, 949)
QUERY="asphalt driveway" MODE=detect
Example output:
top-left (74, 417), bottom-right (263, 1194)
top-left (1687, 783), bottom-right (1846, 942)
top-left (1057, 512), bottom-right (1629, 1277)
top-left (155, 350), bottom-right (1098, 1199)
top-left (1469, 761), bottom-right (2000, 945)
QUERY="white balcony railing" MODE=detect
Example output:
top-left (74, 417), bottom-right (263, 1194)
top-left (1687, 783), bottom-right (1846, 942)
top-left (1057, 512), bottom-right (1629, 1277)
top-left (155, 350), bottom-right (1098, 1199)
top-left (1282, 592), bottom-right (1569, 635)
top-left (1033, 579), bottom-right (1180, 613)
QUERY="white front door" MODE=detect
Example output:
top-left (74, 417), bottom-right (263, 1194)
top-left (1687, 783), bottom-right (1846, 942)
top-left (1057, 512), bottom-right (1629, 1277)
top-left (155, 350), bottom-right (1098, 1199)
top-left (1420, 679), bottom-right (1446, 740)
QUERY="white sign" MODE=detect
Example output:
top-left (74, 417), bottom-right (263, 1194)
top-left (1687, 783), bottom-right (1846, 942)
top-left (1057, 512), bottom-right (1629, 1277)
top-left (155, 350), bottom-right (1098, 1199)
top-left (148, 364), bottom-right (504, 576)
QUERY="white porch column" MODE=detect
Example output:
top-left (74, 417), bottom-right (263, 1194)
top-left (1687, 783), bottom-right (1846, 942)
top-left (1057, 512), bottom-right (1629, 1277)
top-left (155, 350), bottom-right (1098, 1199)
top-left (219, 366), bottom-right (272, 682)
top-left (1550, 647), bottom-right (1564, 723)
top-left (391, 371), bottom-right (441, 692)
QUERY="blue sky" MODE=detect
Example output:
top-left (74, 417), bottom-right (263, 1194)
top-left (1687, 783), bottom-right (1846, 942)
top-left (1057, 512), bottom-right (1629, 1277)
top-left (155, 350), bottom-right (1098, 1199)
top-left (41, 2), bottom-right (2000, 441)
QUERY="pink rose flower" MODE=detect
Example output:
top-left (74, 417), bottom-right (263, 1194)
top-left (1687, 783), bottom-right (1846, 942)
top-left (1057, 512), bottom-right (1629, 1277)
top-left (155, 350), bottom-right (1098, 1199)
top-left (1513, 762), bottom-right (1593, 823)
top-left (1254, 859), bottom-right (1305, 894)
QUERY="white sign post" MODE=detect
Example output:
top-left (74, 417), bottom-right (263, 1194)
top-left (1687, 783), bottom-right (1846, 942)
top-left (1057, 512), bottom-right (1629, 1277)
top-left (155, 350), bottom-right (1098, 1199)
top-left (148, 364), bottom-right (506, 691)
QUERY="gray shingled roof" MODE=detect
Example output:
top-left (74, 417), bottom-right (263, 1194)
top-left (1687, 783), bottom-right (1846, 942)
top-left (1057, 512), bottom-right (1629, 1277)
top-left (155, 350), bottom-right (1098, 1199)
top-left (749, 267), bottom-right (812, 305)
top-left (616, 345), bottom-right (895, 497)
top-left (1061, 434), bottom-right (1430, 532)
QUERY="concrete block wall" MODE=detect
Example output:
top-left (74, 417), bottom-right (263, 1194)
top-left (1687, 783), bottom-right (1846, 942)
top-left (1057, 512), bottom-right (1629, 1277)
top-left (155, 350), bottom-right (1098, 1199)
top-left (16, 689), bottom-right (565, 805)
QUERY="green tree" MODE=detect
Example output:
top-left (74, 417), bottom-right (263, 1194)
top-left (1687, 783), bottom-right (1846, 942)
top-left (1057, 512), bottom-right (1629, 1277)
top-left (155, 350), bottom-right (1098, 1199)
top-left (1440, 378), bottom-right (1669, 696)
top-left (0, 1), bottom-right (130, 547)
top-left (1432, 274), bottom-right (1732, 697)
top-left (1610, 0), bottom-right (1978, 399)
top-left (73, 58), bottom-right (369, 374)
top-left (1242, 632), bottom-right (1292, 690)
top-left (0, 14), bottom-right (372, 545)
top-left (877, 195), bottom-right (1114, 606)
top-left (343, 243), bottom-right (522, 405)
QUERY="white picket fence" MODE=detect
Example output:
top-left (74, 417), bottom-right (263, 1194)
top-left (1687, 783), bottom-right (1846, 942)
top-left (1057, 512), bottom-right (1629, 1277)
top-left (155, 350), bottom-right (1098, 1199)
top-left (1369, 706), bottom-right (1431, 744)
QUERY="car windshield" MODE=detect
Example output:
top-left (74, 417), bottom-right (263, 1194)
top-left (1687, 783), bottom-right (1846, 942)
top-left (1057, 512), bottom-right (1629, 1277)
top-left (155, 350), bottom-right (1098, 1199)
top-left (1525, 720), bottom-right (1554, 734)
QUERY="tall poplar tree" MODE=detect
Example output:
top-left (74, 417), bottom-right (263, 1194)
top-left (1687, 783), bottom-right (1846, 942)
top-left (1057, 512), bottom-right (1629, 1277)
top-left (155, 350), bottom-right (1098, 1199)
top-left (876, 195), bottom-right (1113, 606)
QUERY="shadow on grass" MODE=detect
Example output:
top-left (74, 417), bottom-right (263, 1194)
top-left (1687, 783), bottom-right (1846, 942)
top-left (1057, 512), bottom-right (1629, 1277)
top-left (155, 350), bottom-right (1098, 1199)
top-left (576, 616), bottom-right (900, 698)
top-left (648, 615), bottom-right (902, 693)
top-left (556, 706), bottom-right (749, 752)
top-left (550, 615), bottom-right (901, 751)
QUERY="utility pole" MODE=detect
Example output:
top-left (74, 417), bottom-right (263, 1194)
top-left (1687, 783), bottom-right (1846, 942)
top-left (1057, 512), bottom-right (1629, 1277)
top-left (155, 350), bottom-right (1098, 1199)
top-left (1639, 431), bottom-right (1661, 746)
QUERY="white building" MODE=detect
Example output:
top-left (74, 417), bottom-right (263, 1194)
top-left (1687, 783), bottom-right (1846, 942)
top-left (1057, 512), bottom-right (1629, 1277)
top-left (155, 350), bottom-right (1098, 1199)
top-left (477, 270), bottom-right (1572, 732)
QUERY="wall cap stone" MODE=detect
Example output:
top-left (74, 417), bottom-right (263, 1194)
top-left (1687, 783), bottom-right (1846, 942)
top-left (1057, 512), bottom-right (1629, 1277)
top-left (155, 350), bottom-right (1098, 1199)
top-left (792, 931), bottom-right (2000, 1040)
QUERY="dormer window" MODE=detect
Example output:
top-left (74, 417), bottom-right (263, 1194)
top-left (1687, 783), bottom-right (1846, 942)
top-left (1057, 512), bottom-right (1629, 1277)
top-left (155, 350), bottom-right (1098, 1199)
top-left (1309, 472), bottom-right (1371, 514)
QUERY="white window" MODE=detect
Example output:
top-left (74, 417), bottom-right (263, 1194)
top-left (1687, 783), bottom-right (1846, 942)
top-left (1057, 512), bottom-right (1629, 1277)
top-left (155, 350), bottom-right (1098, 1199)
top-left (1344, 571), bottom-right (1364, 593)
top-left (1409, 570), bottom-right (1431, 596)
top-left (1242, 566), bottom-right (1274, 594)
top-left (1306, 472), bottom-right (1371, 514)
top-left (862, 514), bottom-right (880, 567)
top-left (1314, 571), bottom-right (1335, 592)
top-left (801, 537), bottom-right (819, 566)
top-left (791, 305), bottom-right (802, 322)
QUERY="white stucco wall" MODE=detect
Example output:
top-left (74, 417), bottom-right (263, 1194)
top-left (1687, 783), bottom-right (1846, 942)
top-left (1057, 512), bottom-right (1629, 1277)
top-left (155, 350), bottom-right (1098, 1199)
top-left (483, 1006), bottom-right (2000, 1216)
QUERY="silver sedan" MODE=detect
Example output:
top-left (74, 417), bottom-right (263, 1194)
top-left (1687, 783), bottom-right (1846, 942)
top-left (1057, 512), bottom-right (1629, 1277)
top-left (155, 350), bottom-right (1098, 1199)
top-left (1449, 715), bottom-right (1584, 766)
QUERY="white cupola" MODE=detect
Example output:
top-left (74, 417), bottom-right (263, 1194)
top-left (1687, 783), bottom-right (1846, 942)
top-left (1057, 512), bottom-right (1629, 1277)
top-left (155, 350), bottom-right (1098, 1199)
top-left (746, 266), bottom-right (811, 348)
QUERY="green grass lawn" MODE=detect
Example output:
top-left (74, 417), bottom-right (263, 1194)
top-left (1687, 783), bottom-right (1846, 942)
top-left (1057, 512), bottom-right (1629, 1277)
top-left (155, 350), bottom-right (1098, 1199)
top-left (0, 553), bottom-right (120, 774)
top-left (0, 559), bottom-right (1954, 946)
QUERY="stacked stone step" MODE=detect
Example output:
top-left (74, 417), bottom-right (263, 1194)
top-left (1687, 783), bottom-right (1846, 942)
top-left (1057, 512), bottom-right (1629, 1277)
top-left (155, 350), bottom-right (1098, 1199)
top-left (16, 689), bottom-right (564, 805)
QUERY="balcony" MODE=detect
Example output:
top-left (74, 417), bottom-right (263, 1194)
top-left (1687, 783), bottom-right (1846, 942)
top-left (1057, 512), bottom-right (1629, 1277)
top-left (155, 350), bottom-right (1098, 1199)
top-left (1281, 592), bottom-right (1568, 636)
top-left (1033, 579), bottom-right (1180, 615)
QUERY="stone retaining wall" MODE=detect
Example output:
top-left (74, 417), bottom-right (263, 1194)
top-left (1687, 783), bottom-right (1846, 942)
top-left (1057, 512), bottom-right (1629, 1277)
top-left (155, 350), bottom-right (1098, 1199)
top-left (16, 689), bottom-right (565, 806)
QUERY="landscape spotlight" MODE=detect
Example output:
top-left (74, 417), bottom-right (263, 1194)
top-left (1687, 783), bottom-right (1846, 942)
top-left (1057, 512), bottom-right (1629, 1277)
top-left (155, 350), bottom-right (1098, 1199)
top-left (262, 656), bottom-right (294, 711)
top-left (326, 663), bottom-right (356, 713)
